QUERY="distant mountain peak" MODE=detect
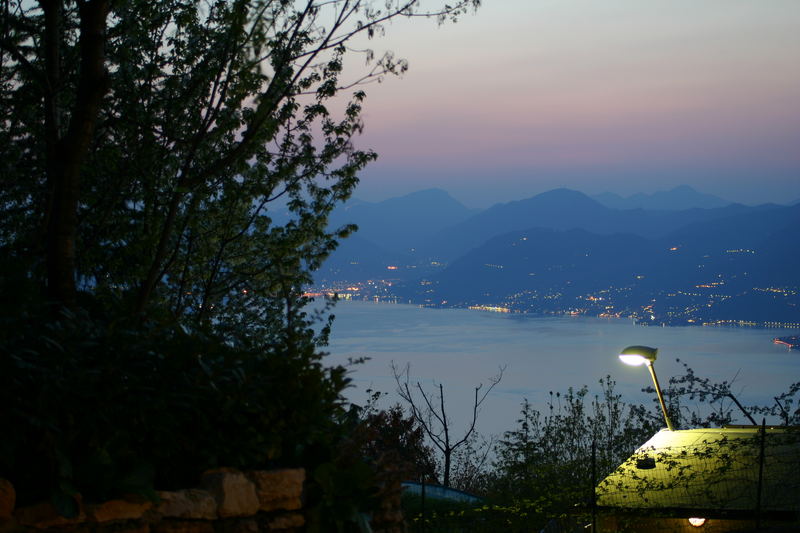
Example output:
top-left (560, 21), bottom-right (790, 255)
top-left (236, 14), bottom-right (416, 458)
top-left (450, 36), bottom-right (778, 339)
top-left (327, 187), bottom-right (479, 257)
top-left (499, 188), bottom-right (598, 207)
top-left (537, 187), bottom-right (592, 199)
top-left (395, 188), bottom-right (452, 200)
top-left (528, 188), bottom-right (603, 207)
top-left (593, 185), bottom-right (731, 211)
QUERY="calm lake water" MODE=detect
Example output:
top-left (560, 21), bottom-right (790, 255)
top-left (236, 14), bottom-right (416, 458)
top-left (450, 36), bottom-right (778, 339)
top-left (324, 301), bottom-right (800, 436)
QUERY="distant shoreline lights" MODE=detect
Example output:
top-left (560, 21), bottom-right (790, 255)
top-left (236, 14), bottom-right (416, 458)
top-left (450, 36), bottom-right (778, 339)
top-left (468, 305), bottom-right (511, 313)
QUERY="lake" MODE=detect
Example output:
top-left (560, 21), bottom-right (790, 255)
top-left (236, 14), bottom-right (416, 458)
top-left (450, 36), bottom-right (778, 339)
top-left (324, 300), bottom-right (800, 437)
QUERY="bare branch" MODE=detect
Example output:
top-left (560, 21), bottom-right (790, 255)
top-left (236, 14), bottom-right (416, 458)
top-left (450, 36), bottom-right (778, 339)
top-left (392, 361), bottom-right (503, 487)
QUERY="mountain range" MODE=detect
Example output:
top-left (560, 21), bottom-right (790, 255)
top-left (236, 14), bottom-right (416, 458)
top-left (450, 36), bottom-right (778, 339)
top-left (592, 185), bottom-right (731, 210)
top-left (328, 188), bottom-right (479, 255)
top-left (317, 186), bottom-right (800, 326)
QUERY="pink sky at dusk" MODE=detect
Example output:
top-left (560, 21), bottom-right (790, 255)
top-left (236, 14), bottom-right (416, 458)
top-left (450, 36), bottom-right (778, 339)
top-left (340, 0), bottom-right (800, 207)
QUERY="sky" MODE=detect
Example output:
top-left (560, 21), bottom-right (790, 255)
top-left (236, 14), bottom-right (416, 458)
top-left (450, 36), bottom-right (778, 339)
top-left (338, 0), bottom-right (800, 208)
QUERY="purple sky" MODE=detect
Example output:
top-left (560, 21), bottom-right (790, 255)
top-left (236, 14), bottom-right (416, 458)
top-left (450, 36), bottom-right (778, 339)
top-left (341, 0), bottom-right (800, 207)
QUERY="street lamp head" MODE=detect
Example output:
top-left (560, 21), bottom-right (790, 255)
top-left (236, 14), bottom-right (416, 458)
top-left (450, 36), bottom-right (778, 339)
top-left (619, 345), bottom-right (658, 366)
top-left (617, 344), bottom-right (674, 430)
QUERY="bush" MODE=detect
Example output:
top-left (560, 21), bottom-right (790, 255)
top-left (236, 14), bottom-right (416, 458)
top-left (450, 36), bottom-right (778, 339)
top-left (401, 493), bottom-right (568, 533)
top-left (0, 298), bottom-right (350, 517)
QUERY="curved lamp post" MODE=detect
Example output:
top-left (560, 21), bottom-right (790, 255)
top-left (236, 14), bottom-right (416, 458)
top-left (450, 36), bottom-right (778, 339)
top-left (619, 345), bottom-right (674, 431)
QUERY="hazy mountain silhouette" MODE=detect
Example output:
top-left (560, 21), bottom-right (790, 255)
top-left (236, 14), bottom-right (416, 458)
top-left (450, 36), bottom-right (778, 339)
top-left (593, 185), bottom-right (731, 210)
top-left (318, 234), bottom-right (412, 281)
top-left (317, 187), bottom-right (795, 313)
top-left (421, 188), bottom-right (773, 261)
top-left (319, 189), bottom-right (478, 281)
top-left (396, 203), bottom-right (800, 321)
top-left (662, 203), bottom-right (798, 250)
top-left (404, 228), bottom-right (658, 305)
top-left (661, 203), bottom-right (800, 286)
top-left (329, 188), bottom-right (479, 255)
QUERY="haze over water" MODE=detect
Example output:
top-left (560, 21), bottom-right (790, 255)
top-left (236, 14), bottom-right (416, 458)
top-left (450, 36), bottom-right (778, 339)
top-left (326, 301), bottom-right (800, 437)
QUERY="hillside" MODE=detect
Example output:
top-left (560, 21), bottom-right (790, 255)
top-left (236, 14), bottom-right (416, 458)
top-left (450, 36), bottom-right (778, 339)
top-left (316, 187), bottom-right (799, 326)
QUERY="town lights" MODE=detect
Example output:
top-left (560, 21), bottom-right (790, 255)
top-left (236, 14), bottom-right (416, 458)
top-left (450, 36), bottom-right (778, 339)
top-left (619, 345), bottom-right (674, 431)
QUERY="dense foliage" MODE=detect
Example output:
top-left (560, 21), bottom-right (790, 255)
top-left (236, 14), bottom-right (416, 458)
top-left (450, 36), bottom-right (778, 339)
top-left (0, 302), bottom-right (344, 504)
top-left (0, 0), bottom-right (480, 527)
top-left (399, 370), bottom-right (800, 532)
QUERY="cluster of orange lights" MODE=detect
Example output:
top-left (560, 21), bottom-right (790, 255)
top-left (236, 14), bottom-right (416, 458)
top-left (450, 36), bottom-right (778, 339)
top-left (695, 282), bottom-right (723, 288)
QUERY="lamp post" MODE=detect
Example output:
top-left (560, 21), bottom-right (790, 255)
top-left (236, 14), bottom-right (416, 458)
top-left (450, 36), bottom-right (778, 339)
top-left (619, 345), bottom-right (674, 431)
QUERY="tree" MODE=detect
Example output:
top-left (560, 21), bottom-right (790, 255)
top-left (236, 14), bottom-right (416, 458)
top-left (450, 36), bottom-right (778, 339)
top-left (0, 0), bottom-right (481, 323)
top-left (356, 390), bottom-right (438, 482)
top-left (0, 0), bottom-right (484, 520)
top-left (486, 378), bottom-right (661, 528)
top-left (485, 369), bottom-right (800, 530)
top-left (393, 362), bottom-right (503, 488)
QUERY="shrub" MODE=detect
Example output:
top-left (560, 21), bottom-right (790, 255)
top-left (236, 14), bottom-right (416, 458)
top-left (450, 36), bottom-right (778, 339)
top-left (0, 298), bottom-right (349, 517)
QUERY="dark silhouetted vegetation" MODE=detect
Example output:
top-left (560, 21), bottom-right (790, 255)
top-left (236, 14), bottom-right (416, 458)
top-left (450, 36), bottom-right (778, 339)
top-left (0, 0), bottom-right (481, 529)
top-left (396, 371), bottom-right (800, 532)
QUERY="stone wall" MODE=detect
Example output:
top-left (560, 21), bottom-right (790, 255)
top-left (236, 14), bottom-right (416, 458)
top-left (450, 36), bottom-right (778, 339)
top-left (0, 469), bottom-right (307, 533)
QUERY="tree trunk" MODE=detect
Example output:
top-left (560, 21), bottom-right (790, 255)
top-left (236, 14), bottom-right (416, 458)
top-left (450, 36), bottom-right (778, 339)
top-left (42, 0), bottom-right (110, 309)
top-left (443, 450), bottom-right (451, 488)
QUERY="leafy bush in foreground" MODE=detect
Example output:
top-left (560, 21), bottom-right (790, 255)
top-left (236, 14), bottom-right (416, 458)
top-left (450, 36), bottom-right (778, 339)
top-left (0, 300), bottom-right (350, 512)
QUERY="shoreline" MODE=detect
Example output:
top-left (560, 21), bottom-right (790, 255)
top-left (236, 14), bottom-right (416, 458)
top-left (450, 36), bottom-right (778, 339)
top-left (773, 336), bottom-right (800, 350)
top-left (322, 296), bottom-right (800, 333)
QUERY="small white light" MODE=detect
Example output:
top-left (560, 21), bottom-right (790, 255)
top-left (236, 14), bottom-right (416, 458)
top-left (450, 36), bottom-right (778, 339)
top-left (619, 354), bottom-right (648, 366)
top-left (688, 517), bottom-right (706, 527)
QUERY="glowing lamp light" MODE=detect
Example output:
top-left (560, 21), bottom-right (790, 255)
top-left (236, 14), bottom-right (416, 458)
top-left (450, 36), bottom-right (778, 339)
top-left (619, 354), bottom-right (648, 366)
top-left (688, 517), bottom-right (706, 527)
top-left (617, 345), bottom-right (674, 431)
top-left (618, 345), bottom-right (658, 366)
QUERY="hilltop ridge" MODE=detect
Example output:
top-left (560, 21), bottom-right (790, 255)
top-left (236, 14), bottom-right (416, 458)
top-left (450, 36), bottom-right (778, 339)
top-left (316, 187), bottom-right (800, 328)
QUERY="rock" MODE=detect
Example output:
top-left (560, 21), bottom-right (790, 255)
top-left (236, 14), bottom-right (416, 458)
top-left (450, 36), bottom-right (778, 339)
top-left (153, 520), bottom-right (214, 533)
top-left (103, 525), bottom-right (151, 533)
top-left (202, 470), bottom-right (259, 518)
top-left (43, 525), bottom-right (94, 533)
top-left (247, 470), bottom-right (304, 512)
top-left (15, 499), bottom-right (86, 529)
top-left (0, 480), bottom-right (14, 520)
top-left (87, 498), bottom-right (153, 523)
top-left (264, 512), bottom-right (304, 531)
top-left (157, 490), bottom-right (217, 520)
top-left (214, 518), bottom-right (258, 533)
